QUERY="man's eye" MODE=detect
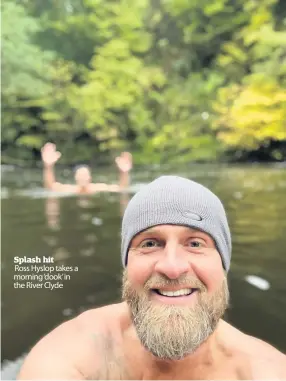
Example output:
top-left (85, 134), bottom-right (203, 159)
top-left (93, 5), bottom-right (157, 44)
top-left (188, 240), bottom-right (203, 248)
top-left (140, 240), bottom-right (160, 248)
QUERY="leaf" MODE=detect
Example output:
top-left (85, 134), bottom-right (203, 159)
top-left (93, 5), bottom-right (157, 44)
top-left (16, 135), bottom-right (44, 148)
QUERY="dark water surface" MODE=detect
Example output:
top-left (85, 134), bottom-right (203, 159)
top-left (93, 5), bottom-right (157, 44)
top-left (1, 164), bottom-right (286, 375)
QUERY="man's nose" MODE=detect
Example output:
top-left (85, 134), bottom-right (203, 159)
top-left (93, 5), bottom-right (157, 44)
top-left (154, 244), bottom-right (190, 279)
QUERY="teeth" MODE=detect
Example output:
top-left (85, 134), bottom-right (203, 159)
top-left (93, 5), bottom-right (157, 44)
top-left (157, 288), bottom-right (193, 297)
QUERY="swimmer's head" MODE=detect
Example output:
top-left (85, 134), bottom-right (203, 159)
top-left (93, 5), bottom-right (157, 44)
top-left (74, 166), bottom-right (92, 187)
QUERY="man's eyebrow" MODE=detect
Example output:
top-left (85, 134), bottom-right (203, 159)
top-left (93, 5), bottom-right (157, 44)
top-left (139, 226), bottom-right (202, 235)
top-left (130, 229), bottom-right (158, 245)
top-left (140, 228), bottom-right (157, 234)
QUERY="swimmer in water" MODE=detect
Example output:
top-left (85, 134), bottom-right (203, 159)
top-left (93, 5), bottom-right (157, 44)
top-left (18, 176), bottom-right (286, 380)
top-left (41, 142), bottom-right (132, 194)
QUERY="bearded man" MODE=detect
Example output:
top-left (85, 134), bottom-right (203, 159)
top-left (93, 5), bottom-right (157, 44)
top-left (18, 176), bottom-right (285, 380)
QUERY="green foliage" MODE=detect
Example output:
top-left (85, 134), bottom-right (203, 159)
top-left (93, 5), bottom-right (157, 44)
top-left (1, 0), bottom-right (54, 162)
top-left (213, 0), bottom-right (286, 157)
top-left (2, 0), bottom-right (286, 165)
top-left (76, 39), bottom-right (165, 146)
top-left (214, 79), bottom-right (286, 149)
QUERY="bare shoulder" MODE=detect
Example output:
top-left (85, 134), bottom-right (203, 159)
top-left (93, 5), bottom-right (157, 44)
top-left (219, 321), bottom-right (286, 379)
top-left (79, 302), bottom-right (132, 339)
top-left (17, 303), bottom-right (127, 380)
top-left (75, 302), bottom-right (129, 330)
top-left (243, 334), bottom-right (286, 379)
top-left (17, 315), bottom-right (87, 379)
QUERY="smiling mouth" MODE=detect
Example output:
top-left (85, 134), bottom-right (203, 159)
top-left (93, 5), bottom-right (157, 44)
top-left (152, 288), bottom-right (198, 297)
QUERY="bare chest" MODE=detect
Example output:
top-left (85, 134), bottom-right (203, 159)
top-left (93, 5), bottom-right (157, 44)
top-left (91, 352), bottom-right (249, 380)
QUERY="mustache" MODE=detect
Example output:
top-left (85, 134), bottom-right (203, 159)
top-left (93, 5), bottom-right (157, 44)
top-left (144, 274), bottom-right (206, 292)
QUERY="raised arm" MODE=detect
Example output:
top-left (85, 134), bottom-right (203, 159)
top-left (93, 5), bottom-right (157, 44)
top-left (89, 152), bottom-right (133, 193)
top-left (115, 152), bottom-right (133, 190)
top-left (41, 143), bottom-right (62, 190)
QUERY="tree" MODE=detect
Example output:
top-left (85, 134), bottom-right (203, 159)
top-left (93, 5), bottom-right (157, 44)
top-left (1, 0), bottom-right (54, 161)
top-left (214, 0), bottom-right (286, 159)
top-left (2, 0), bottom-right (285, 164)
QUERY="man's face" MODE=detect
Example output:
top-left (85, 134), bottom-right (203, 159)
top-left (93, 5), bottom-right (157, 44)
top-left (74, 167), bottom-right (91, 187)
top-left (122, 225), bottom-right (229, 360)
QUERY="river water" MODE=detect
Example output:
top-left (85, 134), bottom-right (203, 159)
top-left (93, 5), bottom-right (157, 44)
top-left (1, 163), bottom-right (286, 376)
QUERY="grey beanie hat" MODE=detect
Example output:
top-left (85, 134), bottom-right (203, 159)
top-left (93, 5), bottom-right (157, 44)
top-left (121, 175), bottom-right (232, 271)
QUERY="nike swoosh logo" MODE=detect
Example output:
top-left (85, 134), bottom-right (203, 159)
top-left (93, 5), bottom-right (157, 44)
top-left (181, 211), bottom-right (203, 221)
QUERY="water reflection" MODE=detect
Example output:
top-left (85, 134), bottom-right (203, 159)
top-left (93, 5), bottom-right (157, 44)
top-left (45, 197), bottom-right (61, 231)
top-left (244, 275), bottom-right (270, 291)
top-left (80, 247), bottom-right (96, 257)
top-left (53, 247), bottom-right (70, 262)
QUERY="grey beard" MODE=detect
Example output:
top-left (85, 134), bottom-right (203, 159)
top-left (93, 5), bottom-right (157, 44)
top-left (122, 271), bottom-right (229, 360)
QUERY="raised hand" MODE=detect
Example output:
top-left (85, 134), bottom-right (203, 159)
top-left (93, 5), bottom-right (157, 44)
top-left (115, 152), bottom-right (133, 173)
top-left (41, 143), bottom-right (62, 166)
